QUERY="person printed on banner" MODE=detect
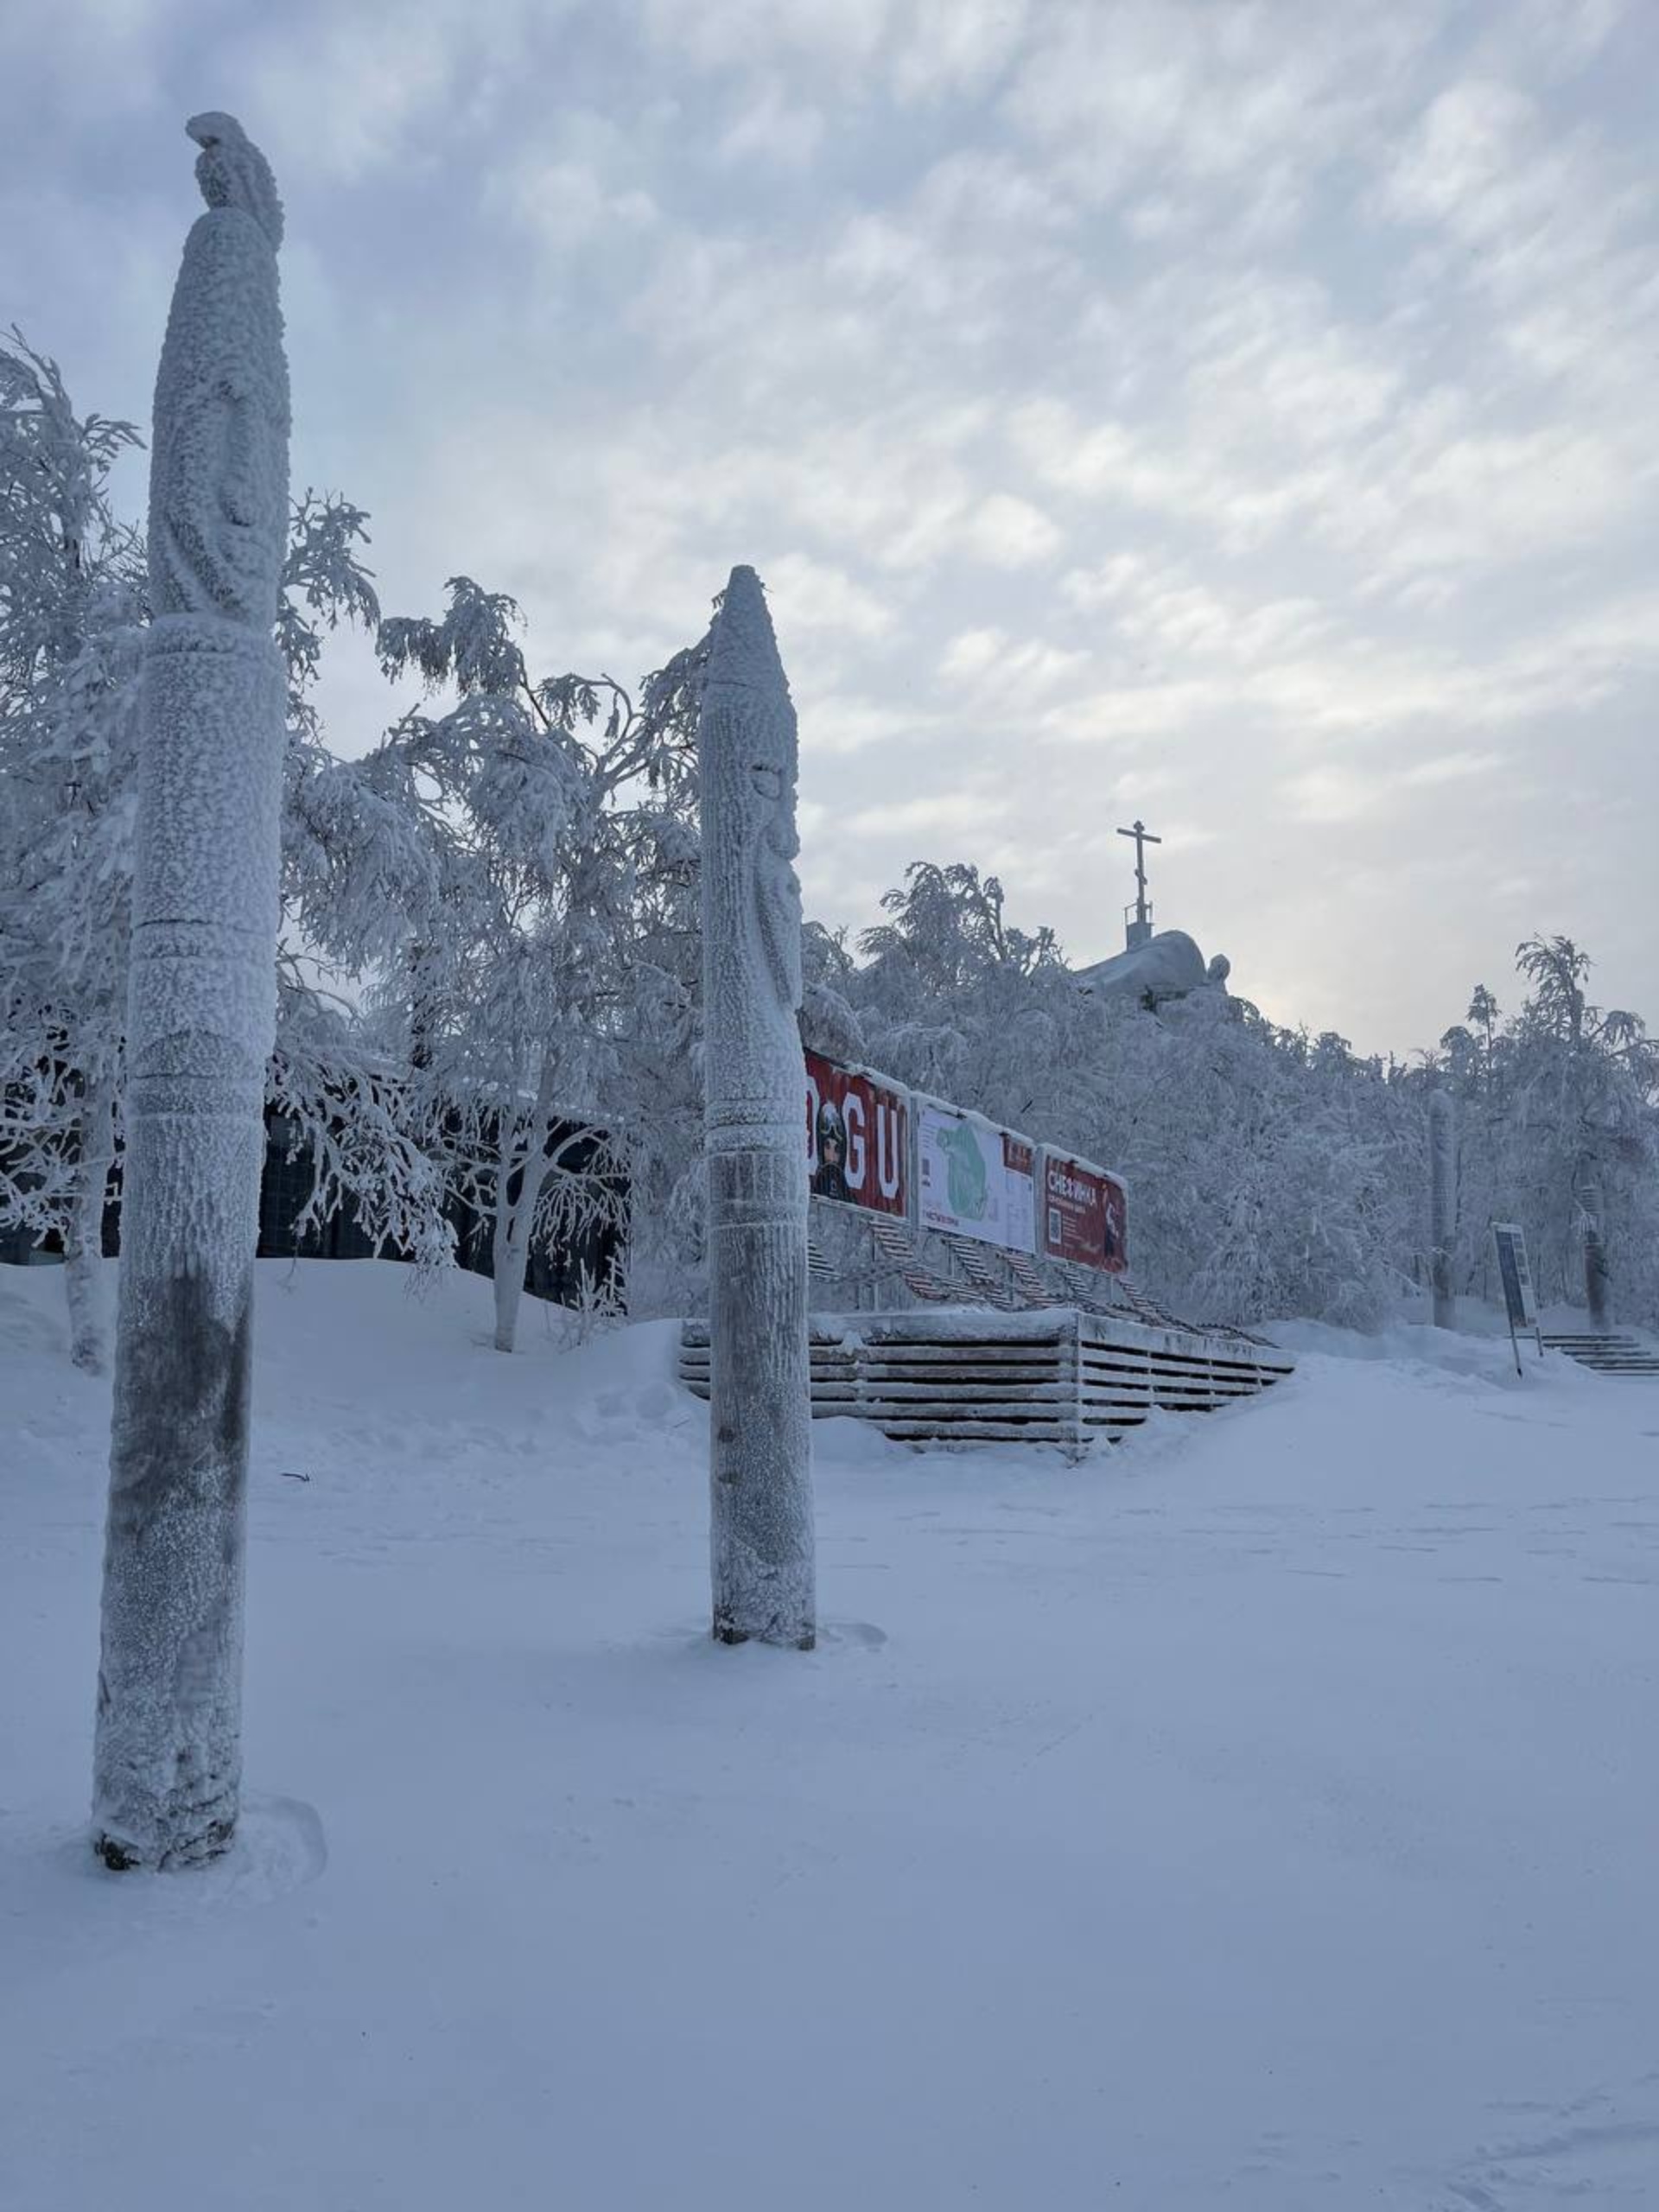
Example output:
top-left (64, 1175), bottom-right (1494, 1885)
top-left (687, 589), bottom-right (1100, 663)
top-left (812, 1097), bottom-right (852, 1203)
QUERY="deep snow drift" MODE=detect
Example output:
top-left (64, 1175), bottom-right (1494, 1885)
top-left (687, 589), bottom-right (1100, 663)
top-left (3, 1259), bottom-right (1657, 2209)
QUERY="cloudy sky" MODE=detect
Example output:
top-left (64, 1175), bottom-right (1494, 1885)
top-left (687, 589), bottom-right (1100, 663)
top-left (6, 0), bottom-right (1656, 1054)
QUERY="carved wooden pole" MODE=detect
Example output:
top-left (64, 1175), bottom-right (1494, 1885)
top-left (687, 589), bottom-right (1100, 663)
top-left (1580, 1166), bottom-right (1611, 1328)
top-left (699, 566), bottom-right (816, 1649)
top-left (93, 115), bottom-right (290, 1868)
top-left (1429, 1089), bottom-right (1457, 1332)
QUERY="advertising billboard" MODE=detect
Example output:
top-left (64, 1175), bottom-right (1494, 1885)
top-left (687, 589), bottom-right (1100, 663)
top-left (915, 1098), bottom-right (1037, 1254)
top-left (804, 1051), bottom-right (909, 1217)
top-left (1040, 1150), bottom-right (1128, 1274)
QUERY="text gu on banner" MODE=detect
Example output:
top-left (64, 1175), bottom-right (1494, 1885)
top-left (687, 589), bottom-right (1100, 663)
top-left (804, 1050), bottom-right (909, 1216)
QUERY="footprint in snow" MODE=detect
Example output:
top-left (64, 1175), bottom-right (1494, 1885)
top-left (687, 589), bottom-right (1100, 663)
top-left (196, 1793), bottom-right (328, 1903)
top-left (1433, 2088), bottom-right (1659, 2206)
top-left (815, 1620), bottom-right (889, 1649)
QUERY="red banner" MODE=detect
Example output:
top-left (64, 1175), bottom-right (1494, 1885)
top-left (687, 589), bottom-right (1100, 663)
top-left (805, 1052), bottom-right (909, 1216)
top-left (1040, 1152), bottom-right (1128, 1274)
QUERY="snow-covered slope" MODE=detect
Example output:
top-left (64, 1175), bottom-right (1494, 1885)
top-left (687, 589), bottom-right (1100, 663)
top-left (3, 1259), bottom-right (1657, 2209)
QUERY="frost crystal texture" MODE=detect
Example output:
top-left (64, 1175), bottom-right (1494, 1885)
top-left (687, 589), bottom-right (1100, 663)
top-left (149, 116), bottom-right (287, 627)
top-left (1429, 1090), bottom-right (1458, 1332)
top-left (699, 567), bottom-right (816, 1649)
top-left (92, 114), bottom-right (291, 1870)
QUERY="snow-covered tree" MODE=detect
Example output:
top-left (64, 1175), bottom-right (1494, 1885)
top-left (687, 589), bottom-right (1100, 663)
top-left (0, 331), bottom-right (143, 1368)
top-left (289, 575), bottom-right (711, 1348)
top-left (1496, 938), bottom-right (1654, 1323)
top-left (822, 858), bottom-right (1659, 1337)
top-left (826, 863), bottom-right (1431, 1328)
top-left (1, 326), bottom-right (447, 1366)
top-left (853, 862), bottom-right (1098, 1132)
top-left (7, 353), bottom-right (1653, 1384)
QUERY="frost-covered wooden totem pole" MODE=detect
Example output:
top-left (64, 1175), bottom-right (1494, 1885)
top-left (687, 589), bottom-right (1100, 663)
top-left (1429, 1089), bottom-right (1458, 1332)
top-left (93, 115), bottom-right (290, 1868)
top-left (1580, 1168), bottom-right (1611, 1329)
top-left (698, 566), bottom-right (816, 1649)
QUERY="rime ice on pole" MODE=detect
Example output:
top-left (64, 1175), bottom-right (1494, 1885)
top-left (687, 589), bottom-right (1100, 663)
top-left (698, 566), bottom-right (816, 1649)
top-left (92, 115), bottom-right (290, 1869)
top-left (1429, 1090), bottom-right (1458, 1332)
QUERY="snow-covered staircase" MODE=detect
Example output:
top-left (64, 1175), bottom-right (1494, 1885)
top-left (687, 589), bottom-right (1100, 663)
top-left (680, 1305), bottom-right (1294, 1453)
top-left (1541, 1332), bottom-right (1659, 1376)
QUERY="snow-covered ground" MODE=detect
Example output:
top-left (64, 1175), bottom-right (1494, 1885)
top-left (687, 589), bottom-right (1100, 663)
top-left (4, 1260), bottom-right (1657, 2210)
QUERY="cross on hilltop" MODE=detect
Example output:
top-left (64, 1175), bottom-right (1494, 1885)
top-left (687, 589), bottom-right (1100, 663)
top-left (1116, 818), bottom-right (1161, 949)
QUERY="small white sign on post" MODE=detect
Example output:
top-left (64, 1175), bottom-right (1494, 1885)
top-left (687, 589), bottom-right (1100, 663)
top-left (1491, 1221), bottom-right (1543, 1376)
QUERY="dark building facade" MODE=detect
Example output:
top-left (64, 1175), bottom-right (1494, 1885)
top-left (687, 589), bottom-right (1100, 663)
top-left (3, 1106), bottom-right (625, 1313)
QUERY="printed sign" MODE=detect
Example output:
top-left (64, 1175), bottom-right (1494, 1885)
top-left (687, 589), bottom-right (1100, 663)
top-left (915, 1099), bottom-right (1037, 1254)
top-left (1040, 1150), bottom-right (1128, 1274)
top-left (1491, 1222), bottom-right (1538, 1332)
top-left (804, 1052), bottom-right (909, 1216)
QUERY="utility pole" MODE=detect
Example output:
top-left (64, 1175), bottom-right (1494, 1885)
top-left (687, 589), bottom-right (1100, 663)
top-left (1116, 818), bottom-right (1161, 949)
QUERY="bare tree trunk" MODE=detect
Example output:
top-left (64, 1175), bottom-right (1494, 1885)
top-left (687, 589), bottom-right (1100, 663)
top-left (409, 938), bottom-right (439, 1072)
top-left (700, 565), bottom-right (815, 1649)
top-left (64, 1068), bottom-right (116, 1374)
top-left (1429, 1090), bottom-right (1457, 1332)
top-left (491, 1141), bottom-right (533, 1354)
top-left (93, 115), bottom-right (289, 1872)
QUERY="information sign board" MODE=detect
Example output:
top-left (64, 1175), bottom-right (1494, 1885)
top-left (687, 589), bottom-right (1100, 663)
top-left (1491, 1221), bottom-right (1543, 1373)
top-left (1492, 1222), bottom-right (1538, 1330)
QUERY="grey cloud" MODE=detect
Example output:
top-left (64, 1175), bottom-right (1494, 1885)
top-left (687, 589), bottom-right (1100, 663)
top-left (9, 0), bottom-right (1656, 1048)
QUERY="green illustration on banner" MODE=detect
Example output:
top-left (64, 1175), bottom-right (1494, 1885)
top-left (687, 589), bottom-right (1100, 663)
top-left (938, 1121), bottom-right (989, 1220)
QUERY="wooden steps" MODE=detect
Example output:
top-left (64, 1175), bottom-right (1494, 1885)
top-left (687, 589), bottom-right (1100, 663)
top-left (679, 1307), bottom-right (1294, 1453)
top-left (1541, 1332), bottom-right (1659, 1376)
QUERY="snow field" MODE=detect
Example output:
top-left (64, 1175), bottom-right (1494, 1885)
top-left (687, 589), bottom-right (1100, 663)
top-left (3, 1258), bottom-right (1658, 2209)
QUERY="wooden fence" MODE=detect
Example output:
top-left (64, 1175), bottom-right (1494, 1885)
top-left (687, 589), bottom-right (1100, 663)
top-left (679, 1306), bottom-right (1293, 1454)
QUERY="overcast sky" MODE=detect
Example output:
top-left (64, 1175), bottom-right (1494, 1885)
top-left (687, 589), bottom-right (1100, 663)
top-left (6, 0), bottom-right (1656, 1055)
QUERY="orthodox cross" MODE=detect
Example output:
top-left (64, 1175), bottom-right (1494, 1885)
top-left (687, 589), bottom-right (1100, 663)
top-left (1116, 817), bottom-right (1161, 948)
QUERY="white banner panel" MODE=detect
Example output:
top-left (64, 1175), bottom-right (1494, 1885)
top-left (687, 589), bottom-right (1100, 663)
top-left (915, 1098), bottom-right (1036, 1254)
